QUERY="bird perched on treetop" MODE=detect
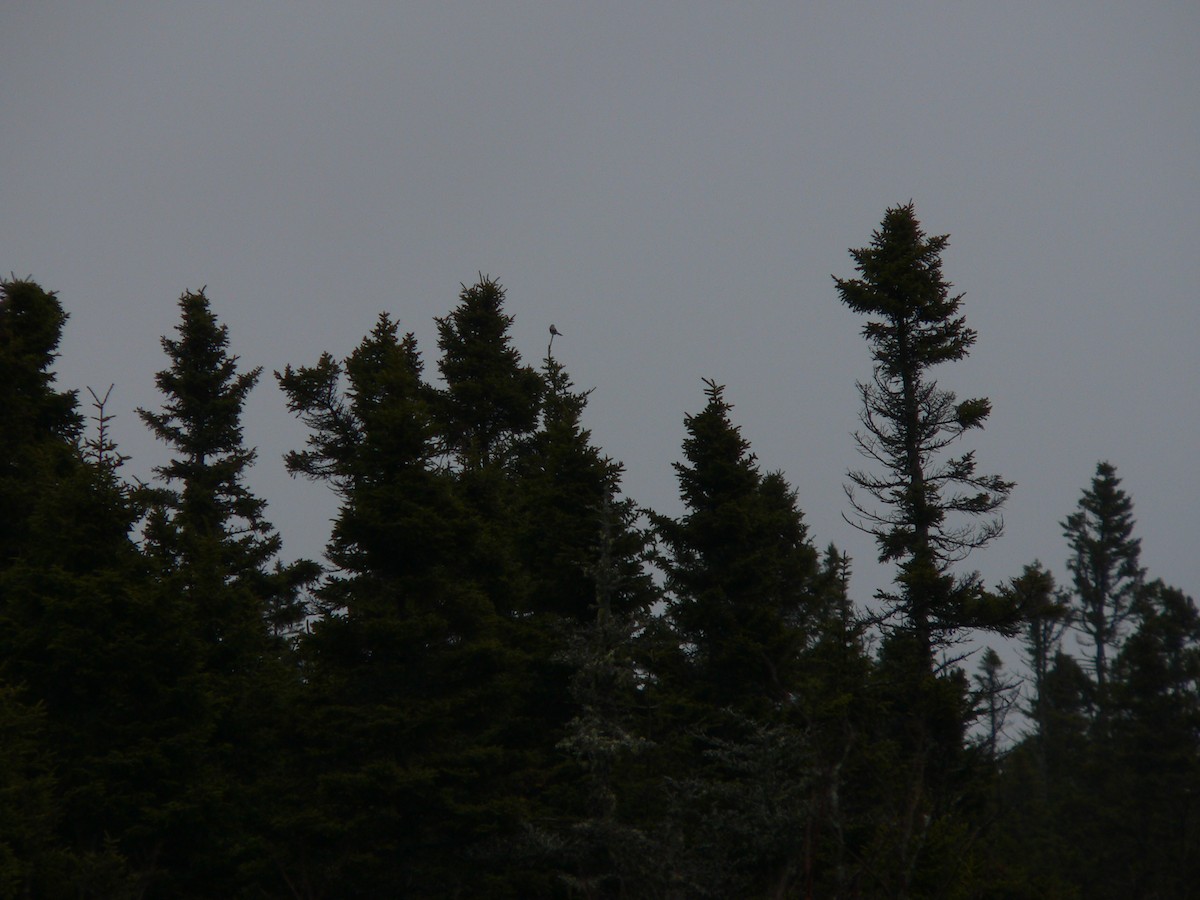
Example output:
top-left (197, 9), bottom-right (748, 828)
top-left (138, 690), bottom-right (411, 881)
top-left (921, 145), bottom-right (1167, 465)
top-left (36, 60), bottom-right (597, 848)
top-left (549, 324), bottom-right (562, 336)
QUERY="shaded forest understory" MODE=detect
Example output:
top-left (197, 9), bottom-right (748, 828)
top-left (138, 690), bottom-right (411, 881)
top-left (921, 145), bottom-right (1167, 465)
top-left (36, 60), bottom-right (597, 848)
top-left (2, 206), bottom-right (1196, 898)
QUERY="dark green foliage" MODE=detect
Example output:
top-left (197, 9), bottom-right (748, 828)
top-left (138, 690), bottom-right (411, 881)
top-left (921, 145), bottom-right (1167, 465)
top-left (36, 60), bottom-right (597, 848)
top-left (0, 280), bottom-right (83, 562)
top-left (137, 289), bottom-right (316, 894)
top-left (512, 358), bottom-right (658, 884)
top-left (644, 381), bottom-right (832, 897)
top-left (139, 289), bottom-right (315, 645)
top-left (1001, 562), bottom-right (1071, 790)
top-left (3, 257), bottom-right (1195, 898)
top-left (0, 279), bottom-right (207, 895)
top-left (278, 310), bottom-right (530, 895)
top-left (659, 719), bottom-right (817, 898)
top-left (835, 206), bottom-right (1020, 896)
top-left (541, 500), bottom-right (658, 898)
top-left (139, 290), bottom-right (263, 534)
top-left (835, 203), bottom-right (1015, 651)
top-left (435, 276), bottom-right (543, 470)
top-left (653, 380), bottom-right (819, 715)
top-left (988, 464), bottom-right (1150, 896)
top-left (1062, 460), bottom-right (1144, 707)
top-left (1106, 582), bottom-right (1200, 896)
top-left (515, 358), bottom-right (639, 623)
top-left (0, 682), bottom-right (61, 897)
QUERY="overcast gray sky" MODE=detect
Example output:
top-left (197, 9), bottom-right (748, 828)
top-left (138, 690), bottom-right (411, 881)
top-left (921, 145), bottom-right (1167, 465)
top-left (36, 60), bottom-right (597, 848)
top-left (4, 3), bottom-right (1198, 622)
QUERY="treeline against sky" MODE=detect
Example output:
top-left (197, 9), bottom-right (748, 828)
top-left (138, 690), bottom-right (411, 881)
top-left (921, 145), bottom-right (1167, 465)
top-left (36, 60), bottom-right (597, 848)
top-left (2, 206), bottom-right (1197, 898)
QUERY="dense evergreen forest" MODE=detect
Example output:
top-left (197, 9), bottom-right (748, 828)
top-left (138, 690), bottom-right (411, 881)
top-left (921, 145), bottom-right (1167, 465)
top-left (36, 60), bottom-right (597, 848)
top-left (2, 205), bottom-right (1196, 898)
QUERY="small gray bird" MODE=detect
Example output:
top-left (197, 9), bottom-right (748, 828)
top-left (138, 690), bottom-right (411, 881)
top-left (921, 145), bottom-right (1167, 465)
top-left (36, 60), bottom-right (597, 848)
top-left (549, 324), bottom-right (562, 336)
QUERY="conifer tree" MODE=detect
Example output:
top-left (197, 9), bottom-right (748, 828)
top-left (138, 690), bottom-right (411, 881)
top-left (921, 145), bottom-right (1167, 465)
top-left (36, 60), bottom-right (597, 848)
top-left (1062, 460), bottom-right (1143, 710)
top-left (546, 499), bottom-right (658, 897)
top-left (795, 546), bottom-right (877, 897)
top-left (1106, 581), bottom-right (1200, 897)
top-left (646, 380), bottom-right (822, 897)
top-left (435, 276), bottom-right (543, 472)
top-left (511, 355), bottom-right (656, 850)
top-left (0, 681), bottom-right (64, 894)
top-left (653, 380), bottom-right (818, 716)
top-left (516, 356), bottom-right (637, 624)
top-left (991, 562), bottom-right (1073, 892)
top-left (0, 279), bottom-right (83, 561)
top-left (139, 289), bottom-right (313, 650)
top-left (138, 290), bottom-right (318, 660)
top-left (1002, 563), bottom-right (1070, 784)
top-left (972, 647), bottom-right (1017, 763)
top-left (278, 313), bottom-right (526, 896)
top-left (835, 203), bottom-right (1016, 655)
top-left (834, 204), bottom-right (1016, 895)
top-left (137, 289), bottom-right (314, 893)
top-left (0, 280), bottom-right (202, 894)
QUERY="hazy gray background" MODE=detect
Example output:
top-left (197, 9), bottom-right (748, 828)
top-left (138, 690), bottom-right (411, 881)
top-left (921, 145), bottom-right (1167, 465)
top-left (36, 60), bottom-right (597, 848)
top-left (4, 3), bottom-right (1197, 622)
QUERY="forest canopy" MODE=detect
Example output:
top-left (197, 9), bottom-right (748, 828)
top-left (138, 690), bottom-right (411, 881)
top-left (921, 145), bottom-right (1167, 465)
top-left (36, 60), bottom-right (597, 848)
top-left (1, 207), bottom-right (1196, 898)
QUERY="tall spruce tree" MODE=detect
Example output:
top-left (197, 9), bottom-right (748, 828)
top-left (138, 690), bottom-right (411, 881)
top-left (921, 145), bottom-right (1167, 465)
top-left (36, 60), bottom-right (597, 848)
top-left (515, 356), bottom-right (640, 624)
top-left (834, 204), bottom-right (1016, 896)
top-left (835, 204), bottom-right (1016, 654)
top-left (654, 379), bottom-right (819, 716)
top-left (278, 313), bottom-right (527, 896)
top-left (1062, 460), bottom-right (1143, 711)
top-left (138, 289), bottom-right (312, 649)
top-left (511, 355), bottom-right (657, 873)
top-left (137, 289), bottom-right (314, 893)
top-left (0, 280), bottom-right (203, 894)
top-left (648, 380), bottom-right (821, 897)
top-left (0, 279), bottom-right (82, 891)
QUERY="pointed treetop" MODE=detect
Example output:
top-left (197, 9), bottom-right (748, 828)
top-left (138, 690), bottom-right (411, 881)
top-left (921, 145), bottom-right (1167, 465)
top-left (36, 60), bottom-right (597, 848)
top-left (138, 288), bottom-right (276, 567)
top-left (675, 379), bottom-right (760, 515)
top-left (834, 202), bottom-right (976, 376)
top-left (435, 276), bottom-right (543, 468)
top-left (140, 288), bottom-right (261, 468)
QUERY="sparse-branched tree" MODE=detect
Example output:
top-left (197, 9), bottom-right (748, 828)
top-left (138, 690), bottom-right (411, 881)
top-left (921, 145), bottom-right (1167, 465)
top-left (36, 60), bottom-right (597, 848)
top-left (835, 205), bottom-right (1016, 896)
top-left (972, 647), bottom-right (1018, 763)
top-left (835, 204), bottom-right (1016, 655)
top-left (1001, 563), bottom-right (1070, 783)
